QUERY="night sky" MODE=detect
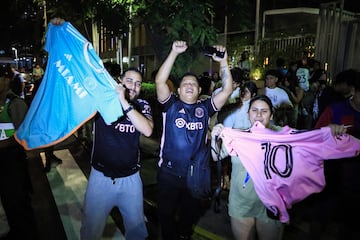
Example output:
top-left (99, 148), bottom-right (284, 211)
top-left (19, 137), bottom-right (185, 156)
top-left (0, 0), bottom-right (41, 57)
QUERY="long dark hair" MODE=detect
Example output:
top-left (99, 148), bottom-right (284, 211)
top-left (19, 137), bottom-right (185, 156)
top-left (240, 80), bottom-right (258, 99)
top-left (217, 81), bottom-right (258, 123)
top-left (248, 95), bottom-right (274, 115)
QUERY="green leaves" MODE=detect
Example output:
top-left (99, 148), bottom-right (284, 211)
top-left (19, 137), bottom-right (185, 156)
top-left (137, 0), bottom-right (218, 77)
top-left (32, 0), bottom-right (223, 79)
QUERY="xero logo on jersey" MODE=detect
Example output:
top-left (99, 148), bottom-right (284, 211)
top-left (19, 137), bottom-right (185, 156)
top-left (175, 118), bottom-right (203, 130)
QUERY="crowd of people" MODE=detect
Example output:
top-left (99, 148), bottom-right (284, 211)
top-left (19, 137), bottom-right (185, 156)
top-left (126, 50), bottom-right (358, 240)
top-left (191, 54), bottom-right (360, 240)
top-left (208, 56), bottom-right (360, 240)
top-left (1, 17), bottom-right (360, 240)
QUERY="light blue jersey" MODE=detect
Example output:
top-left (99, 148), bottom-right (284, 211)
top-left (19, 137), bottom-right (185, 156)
top-left (15, 22), bottom-right (123, 150)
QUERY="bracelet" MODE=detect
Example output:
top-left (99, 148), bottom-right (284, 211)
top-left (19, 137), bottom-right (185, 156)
top-left (123, 105), bottom-right (134, 114)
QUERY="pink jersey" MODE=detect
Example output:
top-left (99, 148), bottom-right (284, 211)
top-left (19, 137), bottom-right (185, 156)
top-left (220, 121), bottom-right (360, 223)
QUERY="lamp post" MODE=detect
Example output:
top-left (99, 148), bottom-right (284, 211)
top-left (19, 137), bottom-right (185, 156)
top-left (255, 0), bottom-right (260, 58)
top-left (11, 47), bottom-right (18, 69)
top-left (128, 0), bottom-right (132, 67)
top-left (43, 0), bottom-right (47, 27)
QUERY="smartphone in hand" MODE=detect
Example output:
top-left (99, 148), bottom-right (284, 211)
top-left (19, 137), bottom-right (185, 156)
top-left (203, 46), bottom-right (225, 58)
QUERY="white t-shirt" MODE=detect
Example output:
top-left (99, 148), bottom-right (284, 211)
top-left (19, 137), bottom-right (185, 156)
top-left (265, 87), bottom-right (293, 109)
top-left (296, 67), bottom-right (310, 91)
top-left (223, 99), bottom-right (251, 129)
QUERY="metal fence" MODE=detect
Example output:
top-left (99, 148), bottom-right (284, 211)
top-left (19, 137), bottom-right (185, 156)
top-left (258, 3), bottom-right (359, 81)
top-left (259, 35), bottom-right (316, 65)
top-left (315, 2), bottom-right (360, 81)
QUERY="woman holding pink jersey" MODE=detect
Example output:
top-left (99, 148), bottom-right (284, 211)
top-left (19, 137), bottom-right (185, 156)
top-left (211, 95), bottom-right (283, 240)
top-left (211, 95), bottom-right (350, 240)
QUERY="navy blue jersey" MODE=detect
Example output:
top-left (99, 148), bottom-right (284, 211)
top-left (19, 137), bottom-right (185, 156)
top-left (158, 94), bottom-right (217, 177)
top-left (91, 99), bottom-right (152, 178)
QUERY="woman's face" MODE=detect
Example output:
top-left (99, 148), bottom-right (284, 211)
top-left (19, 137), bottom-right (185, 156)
top-left (248, 99), bottom-right (272, 127)
top-left (241, 87), bottom-right (252, 101)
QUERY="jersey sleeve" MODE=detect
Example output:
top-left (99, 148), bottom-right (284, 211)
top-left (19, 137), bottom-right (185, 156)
top-left (137, 99), bottom-right (153, 119)
top-left (318, 126), bottom-right (360, 159)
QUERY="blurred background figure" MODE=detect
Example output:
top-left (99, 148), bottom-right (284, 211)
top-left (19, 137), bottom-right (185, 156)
top-left (238, 51), bottom-right (251, 72)
top-left (8, 65), bottom-right (25, 99)
top-left (0, 71), bottom-right (38, 239)
top-left (32, 64), bottom-right (44, 94)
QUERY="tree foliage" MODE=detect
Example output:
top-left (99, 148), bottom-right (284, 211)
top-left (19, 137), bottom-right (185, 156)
top-left (36, 0), bottom-right (219, 77)
top-left (29, 0), bottom-right (251, 77)
top-left (85, 0), bottom-right (131, 37)
top-left (136, 0), bottom-right (218, 77)
top-left (33, 0), bottom-right (93, 38)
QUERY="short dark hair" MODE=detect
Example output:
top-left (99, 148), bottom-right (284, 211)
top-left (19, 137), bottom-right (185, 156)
top-left (231, 67), bottom-right (248, 84)
top-left (121, 67), bottom-right (143, 80)
top-left (179, 72), bottom-right (199, 84)
top-left (276, 57), bottom-right (285, 67)
top-left (198, 75), bottom-right (212, 96)
top-left (265, 69), bottom-right (281, 79)
top-left (333, 69), bottom-right (358, 87)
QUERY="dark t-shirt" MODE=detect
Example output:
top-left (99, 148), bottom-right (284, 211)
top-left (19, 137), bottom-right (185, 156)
top-left (91, 98), bottom-right (152, 178)
top-left (10, 74), bottom-right (23, 97)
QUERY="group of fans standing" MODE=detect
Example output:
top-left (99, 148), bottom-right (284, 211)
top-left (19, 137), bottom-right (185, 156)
top-left (201, 53), bottom-right (360, 240)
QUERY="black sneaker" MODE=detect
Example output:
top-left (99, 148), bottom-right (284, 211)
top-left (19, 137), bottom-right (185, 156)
top-left (50, 154), bottom-right (63, 164)
top-left (44, 164), bottom-right (51, 173)
top-left (45, 152), bottom-right (63, 164)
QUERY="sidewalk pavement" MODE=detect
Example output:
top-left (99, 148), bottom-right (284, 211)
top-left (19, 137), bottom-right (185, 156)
top-left (139, 135), bottom-right (339, 240)
top-left (8, 134), bottom-right (338, 240)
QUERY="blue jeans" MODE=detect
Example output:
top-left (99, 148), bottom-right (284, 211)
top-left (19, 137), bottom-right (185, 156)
top-left (80, 167), bottom-right (148, 240)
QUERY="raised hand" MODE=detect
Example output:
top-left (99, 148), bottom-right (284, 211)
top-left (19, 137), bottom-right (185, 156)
top-left (172, 41), bottom-right (188, 54)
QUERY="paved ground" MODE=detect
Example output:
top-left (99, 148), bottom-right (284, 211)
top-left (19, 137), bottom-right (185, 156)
top-left (0, 134), bottom-right (343, 239)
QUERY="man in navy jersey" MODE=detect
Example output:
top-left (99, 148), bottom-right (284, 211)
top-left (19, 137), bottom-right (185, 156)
top-left (80, 67), bottom-right (154, 240)
top-left (155, 40), bottom-right (233, 240)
